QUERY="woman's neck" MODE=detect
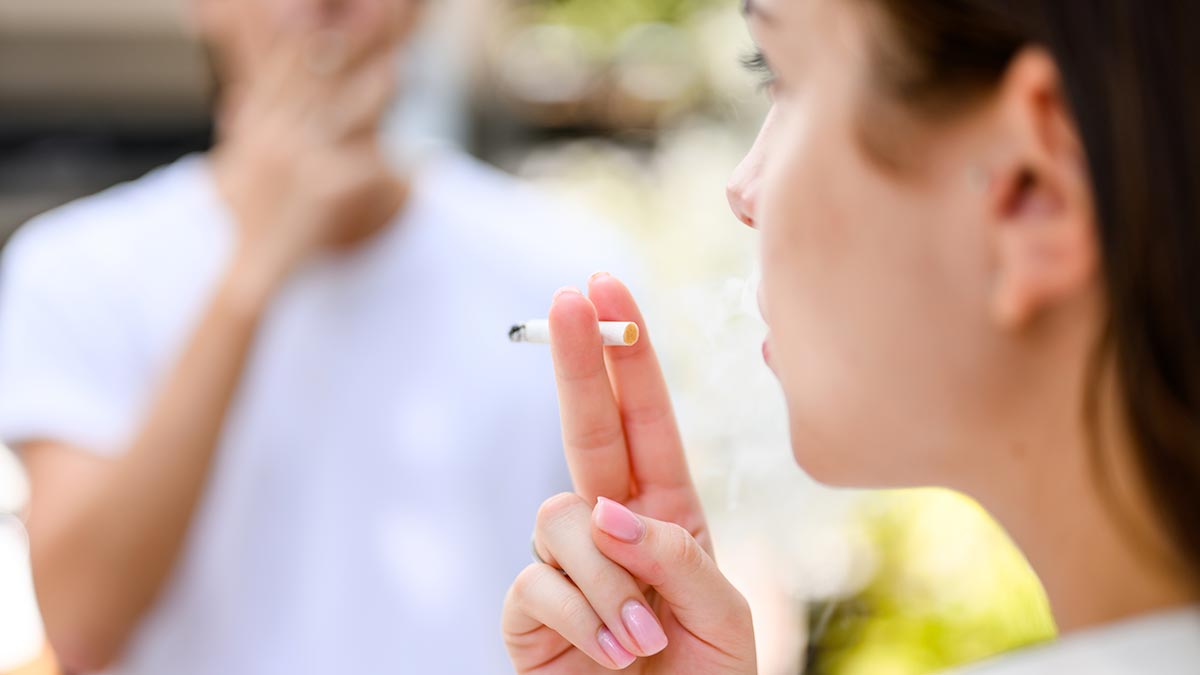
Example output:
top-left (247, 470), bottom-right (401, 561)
top-left (971, 374), bottom-right (1198, 635)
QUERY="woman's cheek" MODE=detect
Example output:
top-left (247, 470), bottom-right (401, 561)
top-left (759, 167), bottom-right (827, 421)
top-left (757, 107), bottom-right (825, 332)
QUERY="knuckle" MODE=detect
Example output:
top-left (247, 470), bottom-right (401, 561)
top-left (664, 522), bottom-right (706, 574)
top-left (510, 564), bottom-right (543, 601)
top-left (556, 590), bottom-right (598, 629)
top-left (726, 588), bottom-right (753, 626)
top-left (569, 424), bottom-right (626, 454)
top-left (620, 403), bottom-right (671, 431)
top-left (726, 592), bottom-right (756, 647)
top-left (536, 493), bottom-right (586, 532)
top-left (510, 564), bottom-right (555, 615)
top-left (734, 588), bottom-right (752, 617)
top-left (584, 561), bottom-right (635, 596)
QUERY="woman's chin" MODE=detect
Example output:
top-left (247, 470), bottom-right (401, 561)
top-left (786, 421), bottom-right (882, 488)
top-left (791, 446), bottom-right (852, 486)
top-left (786, 423), bottom-right (838, 483)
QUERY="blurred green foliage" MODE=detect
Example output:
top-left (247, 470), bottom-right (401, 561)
top-left (811, 490), bottom-right (1057, 675)
top-left (528, 0), bottom-right (724, 39)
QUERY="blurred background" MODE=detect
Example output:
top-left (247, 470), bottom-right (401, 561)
top-left (0, 0), bottom-right (1055, 673)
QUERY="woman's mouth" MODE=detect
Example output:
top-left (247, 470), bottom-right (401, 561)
top-left (757, 284), bottom-right (775, 366)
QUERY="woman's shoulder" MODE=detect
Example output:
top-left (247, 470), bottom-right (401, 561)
top-left (945, 607), bottom-right (1200, 675)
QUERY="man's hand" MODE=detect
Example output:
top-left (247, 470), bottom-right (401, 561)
top-left (211, 5), bottom-right (402, 298)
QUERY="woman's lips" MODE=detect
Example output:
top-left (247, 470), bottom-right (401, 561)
top-left (758, 287), bottom-right (774, 366)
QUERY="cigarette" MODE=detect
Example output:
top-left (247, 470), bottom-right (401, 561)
top-left (509, 320), bottom-right (640, 347)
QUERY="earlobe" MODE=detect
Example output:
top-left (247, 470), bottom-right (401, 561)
top-left (989, 182), bottom-right (1096, 330)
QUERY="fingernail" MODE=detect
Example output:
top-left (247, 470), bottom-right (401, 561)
top-left (597, 626), bottom-right (636, 669)
top-left (622, 600), bottom-right (669, 655)
top-left (554, 286), bottom-right (582, 300)
top-left (589, 271), bottom-right (612, 282)
top-left (593, 497), bottom-right (645, 544)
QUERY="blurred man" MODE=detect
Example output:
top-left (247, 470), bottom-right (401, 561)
top-left (0, 444), bottom-right (54, 675)
top-left (0, 1), bottom-right (628, 673)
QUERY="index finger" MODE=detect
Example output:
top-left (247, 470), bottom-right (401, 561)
top-left (588, 274), bottom-right (694, 495)
top-left (548, 288), bottom-right (632, 504)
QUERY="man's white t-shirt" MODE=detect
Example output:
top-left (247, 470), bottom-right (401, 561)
top-left (0, 151), bottom-right (632, 674)
top-left (0, 445), bottom-right (43, 671)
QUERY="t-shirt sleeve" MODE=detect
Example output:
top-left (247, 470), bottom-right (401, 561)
top-left (0, 224), bottom-right (149, 456)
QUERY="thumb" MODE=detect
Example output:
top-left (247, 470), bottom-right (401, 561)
top-left (591, 498), bottom-right (754, 654)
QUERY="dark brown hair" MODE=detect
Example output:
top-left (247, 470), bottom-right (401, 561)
top-left (861, 1), bottom-right (1200, 578)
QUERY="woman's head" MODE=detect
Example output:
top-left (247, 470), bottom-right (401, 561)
top-left (734, 0), bottom-right (1200, 574)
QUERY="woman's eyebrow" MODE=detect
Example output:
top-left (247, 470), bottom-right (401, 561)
top-left (742, 0), bottom-right (779, 25)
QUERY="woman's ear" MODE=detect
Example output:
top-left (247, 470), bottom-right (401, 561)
top-left (987, 48), bottom-right (1098, 330)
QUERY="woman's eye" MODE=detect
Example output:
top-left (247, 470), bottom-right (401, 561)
top-left (741, 48), bottom-right (778, 94)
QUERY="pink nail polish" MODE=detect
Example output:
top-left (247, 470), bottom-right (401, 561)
top-left (597, 626), bottom-right (636, 668)
top-left (554, 286), bottom-right (582, 300)
top-left (593, 497), bottom-right (646, 544)
top-left (622, 600), bottom-right (669, 655)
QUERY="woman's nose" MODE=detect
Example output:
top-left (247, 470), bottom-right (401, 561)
top-left (726, 171), bottom-right (758, 229)
top-left (728, 106), bottom-right (778, 229)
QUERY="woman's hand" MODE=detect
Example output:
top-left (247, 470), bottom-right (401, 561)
top-left (502, 274), bottom-right (757, 673)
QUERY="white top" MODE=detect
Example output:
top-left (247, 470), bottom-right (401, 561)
top-left (0, 445), bottom-right (43, 671)
top-left (0, 151), bottom-right (633, 674)
top-left (950, 608), bottom-right (1200, 674)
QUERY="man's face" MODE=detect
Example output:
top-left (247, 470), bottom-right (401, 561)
top-left (194, 0), bottom-right (424, 86)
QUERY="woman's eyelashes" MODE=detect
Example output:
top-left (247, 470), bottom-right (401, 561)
top-left (741, 47), bottom-right (777, 94)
